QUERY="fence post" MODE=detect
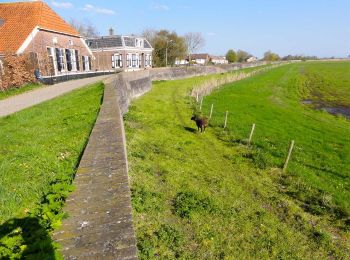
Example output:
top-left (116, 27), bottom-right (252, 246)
top-left (248, 123), bottom-right (256, 145)
top-left (283, 140), bottom-right (295, 173)
top-left (224, 111), bottom-right (228, 129)
top-left (209, 104), bottom-right (214, 119)
top-left (196, 93), bottom-right (199, 103)
top-left (200, 97), bottom-right (203, 111)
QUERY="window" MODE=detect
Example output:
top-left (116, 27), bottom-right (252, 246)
top-left (112, 54), bottom-right (122, 68)
top-left (65, 49), bottom-right (72, 71)
top-left (55, 48), bottom-right (65, 72)
top-left (127, 54), bottom-right (132, 67)
top-left (69, 40), bottom-right (74, 46)
top-left (132, 54), bottom-right (136, 67)
top-left (53, 37), bottom-right (58, 44)
top-left (65, 49), bottom-right (78, 71)
top-left (145, 54), bottom-right (150, 67)
top-left (75, 50), bottom-right (80, 71)
top-left (82, 56), bottom-right (90, 71)
top-left (46, 47), bottom-right (56, 75)
top-left (70, 50), bottom-right (77, 71)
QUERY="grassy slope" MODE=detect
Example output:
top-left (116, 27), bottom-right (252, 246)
top-left (0, 83), bottom-right (103, 258)
top-left (125, 63), bottom-right (350, 259)
top-left (0, 83), bottom-right (42, 100)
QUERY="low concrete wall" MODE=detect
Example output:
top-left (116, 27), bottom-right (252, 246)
top-left (114, 70), bottom-right (152, 114)
top-left (114, 62), bottom-right (268, 114)
top-left (54, 77), bottom-right (138, 259)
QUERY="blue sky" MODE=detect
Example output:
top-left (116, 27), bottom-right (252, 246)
top-left (3, 0), bottom-right (350, 58)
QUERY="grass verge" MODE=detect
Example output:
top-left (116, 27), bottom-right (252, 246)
top-left (0, 82), bottom-right (104, 259)
top-left (0, 83), bottom-right (42, 100)
top-left (125, 62), bottom-right (350, 258)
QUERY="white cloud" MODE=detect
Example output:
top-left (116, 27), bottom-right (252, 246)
top-left (81, 4), bottom-right (116, 15)
top-left (51, 1), bottom-right (73, 9)
top-left (151, 3), bottom-right (170, 11)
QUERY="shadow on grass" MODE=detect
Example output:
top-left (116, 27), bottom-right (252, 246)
top-left (0, 217), bottom-right (55, 259)
top-left (184, 126), bottom-right (197, 133)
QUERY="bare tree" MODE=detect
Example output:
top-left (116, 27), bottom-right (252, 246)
top-left (184, 32), bottom-right (205, 64)
top-left (142, 29), bottom-right (158, 44)
top-left (69, 19), bottom-right (99, 38)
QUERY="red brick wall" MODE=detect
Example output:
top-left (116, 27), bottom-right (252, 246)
top-left (22, 30), bottom-right (93, 76)
top-left (92, 49), bottom-right (153, 71)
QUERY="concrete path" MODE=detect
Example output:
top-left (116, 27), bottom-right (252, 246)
top-left (0, 75), bottom-right (109, 117)
top-left (53, 78), bottom-right (138, 259)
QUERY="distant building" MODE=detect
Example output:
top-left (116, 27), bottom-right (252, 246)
top-left (246, 56), bottom-right (258, 63)
top-left (190, 54), bottom-right (210, 65)
top-left (175, 53), bottom-right (211, 66)
top-left (175, 54), bottom-right (228, 66)
top-left (86, 30), bottom-right (153, 71)
top-left (0, 1), bottom-right (94, 77)
top-left (210, 55), bottom-right (228, 65)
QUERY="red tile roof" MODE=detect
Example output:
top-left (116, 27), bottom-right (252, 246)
top-left (0, 1), bottom-right (80, 53)
top-left (188, 54), bottom-right (210, 60)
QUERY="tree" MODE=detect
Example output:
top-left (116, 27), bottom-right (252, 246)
top-left (236, 50), bottom-right (250, 63)
top-left (184, 32), bottom-right (205, 63)
top-left (226, 49), bottom-right (237, 63)
top-left (263, 51), bottom-right (280, 61)
top-left (69, 19), bottom-right (99, 38)
top-left (142, 29), bottom-right (187, 67)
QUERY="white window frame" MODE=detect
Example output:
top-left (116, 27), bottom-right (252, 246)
top-left (0, 59), bottom-right (4, 75)
top-left (71, 49), bottom-right (77, 71)
top-left (83, 55), bottom-right (90, 71)
top-left (46, 46), bottom-right (58, 75)
top-left (56, 48), bottom-right (66, 72)
top-left (127, 53), bottom-right (132, 68)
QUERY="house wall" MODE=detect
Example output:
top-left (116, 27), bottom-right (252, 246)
top-left (22, 30), bottom-right (93, 76)
top-left (92, 49), bottom-right (153, 72)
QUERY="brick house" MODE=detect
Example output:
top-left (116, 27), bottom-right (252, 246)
top-left (0, 1), bottom-right (94, 77)
top-left (86, 29), bottom-right (153, 72)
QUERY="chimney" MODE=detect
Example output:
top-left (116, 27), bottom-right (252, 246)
top-left (109, 27), bottom-right (114, 36)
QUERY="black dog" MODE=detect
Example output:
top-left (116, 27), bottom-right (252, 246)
top-left (191, 115), bottom-right (208, 133)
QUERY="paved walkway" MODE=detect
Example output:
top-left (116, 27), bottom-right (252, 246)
top-left (0, 75), bottom-right (109, 117)
top-left (53, 78), bottom-right (138, 259)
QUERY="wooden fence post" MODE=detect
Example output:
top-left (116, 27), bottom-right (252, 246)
top-left (209, 104), bottom-right (214, 119)
top-left (224, 111), bottom-right (228, 129)
top-left (196, 93), bottom-right (199, 103)
top-left (248, 123), bottom-right (256, 145)
top-left (283, 140), bottom-right (295, 173)
top-left (200, 97), bottom-right (203, 111)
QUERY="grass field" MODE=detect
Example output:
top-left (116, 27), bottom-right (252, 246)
top-left (125, 62), bottom-right (350, 258)
top-left (0, 83), bottom-right (103, 259)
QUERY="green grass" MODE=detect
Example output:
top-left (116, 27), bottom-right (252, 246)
top-left (125, 62), bottom-right (350, 258)
top-left (0, 82), bottom-right (103, 259)
top-left (0, 83), bottom-right (43, 100)
top-left (298, 61), bottom-right (350, 107)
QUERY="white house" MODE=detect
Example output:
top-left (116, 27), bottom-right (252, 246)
top-left (210, 55), bottom-right (228, 65)
top-left (246, 56), bottom-right (258, 63)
